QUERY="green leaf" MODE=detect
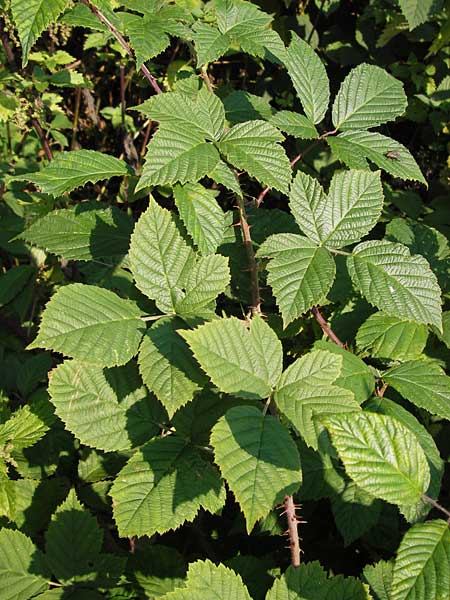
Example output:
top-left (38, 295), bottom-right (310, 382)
top-left (210, 406), bottom-right (301, 531)
top-left (356, 312), bottom-right (428, 361)
top-left (363, 561), bottom-right (393, 600)
top-left (14, 150), bottom-right (131, 196)
top-left (191, 21), bottom-right (230, 66)
top-left (45, 488), bottom-right (124, 585)
top-left (257, 234), bottom-right (336, 326)
top-left (289, 169), bottom-right (384, 249)
top-left (174, 183), bottom-right (225, 255)
top-left (208, 159), bottom-right (242, 197)
top-left (0, 404), bottom-right (52, 455)
top-left (324, 412), bottom-right (430, 519)
top-left (11, 0), bottom-right (69, 66)
top-left (159, 559), bottom-right (252, 600)
top-left (285, 32), bottom-right (330, 124)
top-left (29, 284), bottom-right (143, 366)
top-left (20, 203), bottom-right (133, 261)
top-left (0, 528), bottom-right (50, 598)
top-left (391, 519), bottom-right (450, 600)
top-left (0, 475), bottom-right (15, 519)
top-left (332, 64), bottom-right (407, 131)
top-left (224, 91), bottom-right (274, 125)
top-left (48, 360), bottom-right (160, 451)
top-left (129, 199), bottom-right (194, 313)
top-left (217, 120), bottom-right (291, 194)
top-left (0, 265), bottom-right (35, 309)
top-left (122, 13), bottom-right (170, 68)
top-left (384, 360), bottom-right (450, 421)
top-left (327, 131), bottom-right (426, 184)
top-left (139, 317), bottom-right (206, 419)
top-left (181, 316), bottom-right (283, 400)
top-left (398, 0), bottom-right (443, 30)
top-left (274, 349), bottom-right (359, 448)
top-left (348, 240), bottom-right (442, 330)
top-left (110, 436), bottom-right (225, 537)
top-left (270, 110), bottom-right (319, 140)
top-left (128, 545), bottom-right (187, 598)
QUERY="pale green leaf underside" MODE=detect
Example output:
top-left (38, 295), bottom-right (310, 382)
top-left (181, 316), bottom-right (282, 399)
top-left (217, 120), bottom-right (291, 194)
top-left (356, 312), bottom-right (428, 361)
top-left (332, 63), bottom-right (407, 130)
top-left (110, 436), bottom-right (225, 537)
top-left (159, 560), bottom-right (252, 600)
top-left (390, 519), bottom-right (450, 600)
top-left (11, 0), bottom-right (69, 66)
top-left (384, 360), bottom-right (450, 421)
top-left (48, 360), bottom-right (158, 451)
top-left (285, 32), bottom-right (330, 124)
top-left (327, 130), bottom-right (426, 183)
top-left (348, 240), bottom-right (442, 331)
top-left (324, 412), bottom-right (430, 517)
top-left (210, 406), bottom-right (301, 531)
top-left (14, 150), bottom-right (130, 196)
top-left (29, 283), bottom-right (143, 367)
top-left (289, 169), bottom-right (384, 249)
top-left (257, 233), bottom-right (336, 326)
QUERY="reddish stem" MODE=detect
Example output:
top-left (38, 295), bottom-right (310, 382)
top-left (311, 306), bottom-right (345, 348)
top-left (31, 118), bottom-right (53, 161)
top-left (284, 495), bottom-right (301, 567)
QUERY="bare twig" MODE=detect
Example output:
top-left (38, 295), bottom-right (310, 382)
top-left (311, 306), bottom-right (345, 348)
top-left (236, 195), bottom-right (262, 316)
top-left (31, 118), bottom-right (53, 161)
top-left (421, 494), bottom-right (450, 524)
top-left (79, 0), bottom-right (163, 95)
top-left (200, 64), bottom-right (214, 93)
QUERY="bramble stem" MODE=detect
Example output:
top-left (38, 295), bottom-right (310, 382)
top-left (311, 306), bottom-right (345, 348)
top-left (422, 494), bottom-right (450, 524)
top-left (236, 195), bottom-right (262, 317)
top-left (284, 495), bottom-right (301, 567)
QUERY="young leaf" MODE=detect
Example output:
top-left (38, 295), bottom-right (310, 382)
top-left (289, 170), bottom-right (384, 249)
top-left (0, 528), bottom-right (50, 597)
top-left (129, 199), bottom-right (194, 313)
top-left (110, 436), bottom-right (225, 537)
top-left (11, 0), bottom-right (70, 66)
top-left (327, 131), bottom-right (426, 184)
top-left (210, 406), bottom-right (302, 532)
top-left (29, 284), bottom-right (143, 367)
top-left (332, 64), bottom-right (407, 131)
top-left (257, 234), bottom-right (336, 326)
top-left (217, 120), bottom-right (291, 194)
top-left (159, 559), bottom-right (252, 600)
top-left (270, 110), bottom-right (319, 140)
top-left (138, 317), bottom-right (206, 418)
top-left (384, 360), bottom-right (450, 421)
top-left (356, 313), bottom-right (428, 361)
top-left (20, 203), bottom-right (133, 261)
top-left (48, 360), bottom-right (160, 451)
top-left (324, 412), bottom-right (431, 520)
top-left (348, 240), bottom-right (442, 331)
top-left (174, 183), bottom-right (225, 255)
top-left (14, 150), bottom-right (131, 196)
top-left (181, 316), bottom-right (283, 399)
top-left (390, 519), bottom-right (450, 600)
top-left (285, 32), bottom-right (330, 124)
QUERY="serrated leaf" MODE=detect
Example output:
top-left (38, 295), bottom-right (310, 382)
top-left (122, 13), bottom-right (170, 68)
top-left (174, 183), bottom-right (225, 255)
top-left (128, 544), bottom-right (186, 598)
top-left (356, 313), bottom-right (428, 361)
top-left (0, 265), bottom-right (35, 308)
top-left (0, 528), bottom-right (50, 599)
top-left (48, 360), bottom-right (160, 451)
top-left (181, 316), bottom-right (282, 399)
top-left (0, 404), bottom-right (52, 455)
top-left (14, 150), bottom-right (131, 196)
top-left (110, 436), bottom-right (225, 537)
top-left (324, 412), bottom-right (430, 519)
top-left (46, 489), bottom-right (124, 585)
top-left (289, 170), bottom-right (384, 249)
top-left (129, 199), bottom-right (194, 313)
top-left (285, 32), bottom-right (330, 124)
top-left (139, 317), bottom-right (206, 418)
top-left (0, 475), bottom-right (15, 519)
top-left (217, 120), bottom-right (291, 194)
top-left (327, 131), bottom-right (426, 184)
top-left (208, 159), bottom-right (242, 197)
top-left (384, 360), bottom-right (450, 421)
top-left (11, 0), bottom-right (69, 66)
top-left (332, 64), bottom-right (407, 131)
top-left (274, 350), bottom-right (359, 448)
top-left (398, 0), bottom-right (443, 30)
top-left (270, 110), bottom-right (319, 139)
top-left (363, 561), bottom-right (393, 600)
top-left (257, 234), bottom-right (336, 326)
top-left (348, 240), bottom-right (442, 330)
top-left (224, 91), bottom-right (274, 125)
top-left (211, 406), bottom-right (301, 531)
top-left (191, 21), bottom-right (230, 66)
top-left (159, 559), bottom-right (252, 600)
top-left (29, 283), bottom-right (143, 366)
top-left (20, 203), bottom-right (133, 261)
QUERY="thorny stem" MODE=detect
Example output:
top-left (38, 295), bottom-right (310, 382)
top-left (31, 118), bottom-right (53, 161)
top-left (71, 86), bottom-right (82, 150)
top-left (421, 494), bottom-right (450, 524)
top-left (236, 195), bottom-right (262, 317)
top-left (311, 306), bottom-right (345, 348)
top-left (79, 0), bottom-right (163, 95)
top-left (284, 495), bottom-right (301, 567)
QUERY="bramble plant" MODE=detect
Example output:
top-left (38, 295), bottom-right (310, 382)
top-left (1, 0), bottom-right (450, 598)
